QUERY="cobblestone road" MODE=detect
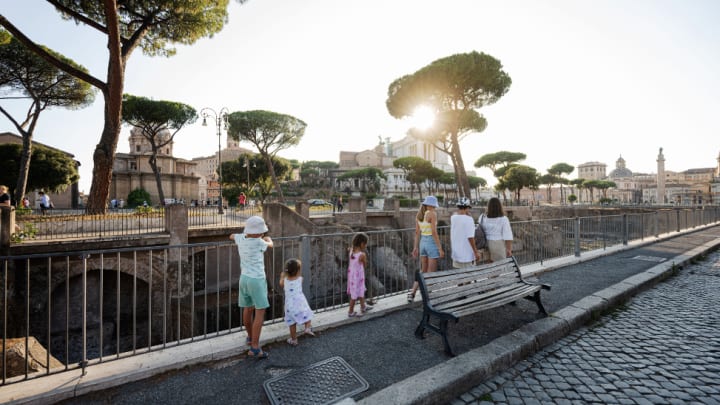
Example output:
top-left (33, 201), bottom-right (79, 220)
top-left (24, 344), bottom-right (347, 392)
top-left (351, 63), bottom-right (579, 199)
top-left (453, 251), bottom-right (720, 405)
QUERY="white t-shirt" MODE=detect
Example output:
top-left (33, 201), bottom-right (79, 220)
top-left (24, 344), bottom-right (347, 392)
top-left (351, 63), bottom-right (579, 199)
top-left (450, 213), bottom-right (476, 263)
top-left (479, 215), bottom-right (513, 241)
top-left (233, 234), bottom-right (269, 279)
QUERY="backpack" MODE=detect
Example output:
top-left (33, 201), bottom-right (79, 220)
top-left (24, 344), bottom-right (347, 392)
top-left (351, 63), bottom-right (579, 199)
top-left (474, 214), bottom-right (487, 249)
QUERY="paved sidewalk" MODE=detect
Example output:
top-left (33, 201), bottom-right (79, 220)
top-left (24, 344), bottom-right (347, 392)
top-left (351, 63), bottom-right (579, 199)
top-left (2, 225), bottom-right (719, 404)
top-left (452, 249), bottom-right (720, 404)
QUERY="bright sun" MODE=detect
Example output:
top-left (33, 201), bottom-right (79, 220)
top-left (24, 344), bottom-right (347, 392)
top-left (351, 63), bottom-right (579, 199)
top-left (409, 105), bottom-right (435, 130)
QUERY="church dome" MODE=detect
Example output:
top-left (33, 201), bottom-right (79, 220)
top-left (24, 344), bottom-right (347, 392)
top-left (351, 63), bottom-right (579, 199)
top-left (608, 155), bottom-right (633, 178)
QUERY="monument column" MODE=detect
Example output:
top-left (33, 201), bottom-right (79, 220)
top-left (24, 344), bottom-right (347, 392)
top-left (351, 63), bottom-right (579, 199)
top-left (656, 147), bottom-right (665, 204)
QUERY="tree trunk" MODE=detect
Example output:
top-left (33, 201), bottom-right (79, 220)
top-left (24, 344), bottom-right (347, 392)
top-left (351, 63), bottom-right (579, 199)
top-left (265, 154), bottom-right (285, 203)
top-left (149, 153), bottom-right (165, 203)
top-left (449, 134), bottom-right (470, 198)
top-left (85, 1), bottom-right (124, 214)
top-left (14, 131), bottom-right (32, 205)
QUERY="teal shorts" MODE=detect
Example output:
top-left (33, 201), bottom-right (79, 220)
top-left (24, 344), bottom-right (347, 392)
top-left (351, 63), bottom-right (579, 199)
top-left (238, 275), bottom-right (269, 309)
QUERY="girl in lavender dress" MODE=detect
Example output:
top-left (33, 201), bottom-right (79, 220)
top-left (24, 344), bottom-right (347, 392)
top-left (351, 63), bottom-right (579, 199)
top-left (347, 232), bottom-right (372, 317)
top-left (280, 259), bottom-right (315, 346)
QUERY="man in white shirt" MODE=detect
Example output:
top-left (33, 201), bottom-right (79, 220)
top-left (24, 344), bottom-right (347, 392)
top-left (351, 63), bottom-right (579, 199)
top-left (450, 197), bottom-right (481, 268)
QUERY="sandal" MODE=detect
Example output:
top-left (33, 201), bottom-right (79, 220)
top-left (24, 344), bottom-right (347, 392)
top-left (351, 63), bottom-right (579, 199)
top-left (348, 311), bottom-right (363, 318)
top-left (361, 305), bottom-right (373, 313)
top-left (407, 292), bottom-right (415, 303)
top-left (245, 337), bottom-right (252, 345)
top-left (286, 338), bottom-right (298, 346)
top-left (247, 347), bottom-right (269, 359)
top-left (302, 328), bottom-right (315, 337)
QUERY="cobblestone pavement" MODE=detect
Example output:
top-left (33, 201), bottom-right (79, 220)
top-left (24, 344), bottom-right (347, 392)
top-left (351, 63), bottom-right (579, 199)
top-left (453, 250), bottom-right (720, 405)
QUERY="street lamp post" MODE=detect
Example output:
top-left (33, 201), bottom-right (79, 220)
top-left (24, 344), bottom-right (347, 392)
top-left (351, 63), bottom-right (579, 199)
top-left (245, 156), bottom-right (250, 193)
top-left (201, 107), bottom-right (229, 214)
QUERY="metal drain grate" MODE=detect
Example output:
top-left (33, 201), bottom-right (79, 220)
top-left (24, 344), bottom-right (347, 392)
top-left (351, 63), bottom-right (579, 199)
top-left (632, 255), bottom-right (667, 263)
top-left (263, 356), bottom-right (369, 405)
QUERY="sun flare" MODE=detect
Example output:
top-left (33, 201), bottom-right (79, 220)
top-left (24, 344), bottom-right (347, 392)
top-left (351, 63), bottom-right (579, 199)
top-left (410, 105), bottom-right (435, 130)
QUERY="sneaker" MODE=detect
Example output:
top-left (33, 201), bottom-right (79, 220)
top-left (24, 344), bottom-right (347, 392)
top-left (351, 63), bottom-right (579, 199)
top-left (286, 338), bottom-right (298, 346)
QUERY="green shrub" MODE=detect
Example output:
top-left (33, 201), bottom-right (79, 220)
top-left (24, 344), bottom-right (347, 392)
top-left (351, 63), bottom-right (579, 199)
top-left (127, 188), bottom-right (151, 208)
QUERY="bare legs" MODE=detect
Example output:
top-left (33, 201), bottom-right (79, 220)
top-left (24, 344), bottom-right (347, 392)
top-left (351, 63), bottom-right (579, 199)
top-left (243, 306), bottom-right (266, 350)
top-left (409, 256), bottom-right (438, 298)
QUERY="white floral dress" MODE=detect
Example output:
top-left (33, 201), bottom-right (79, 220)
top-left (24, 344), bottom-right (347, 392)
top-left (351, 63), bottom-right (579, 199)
top-left (284, 277), bottom-right (314, 326)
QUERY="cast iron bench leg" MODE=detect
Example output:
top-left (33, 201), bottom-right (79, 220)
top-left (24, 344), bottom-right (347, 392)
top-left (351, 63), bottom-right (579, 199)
top-left (439, 319), bottom-right (455, 356)
top-left (415, 312), bottom-right (429, 338)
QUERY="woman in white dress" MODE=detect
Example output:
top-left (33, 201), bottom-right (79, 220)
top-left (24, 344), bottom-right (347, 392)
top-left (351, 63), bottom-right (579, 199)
top-left (480, 197), bottom-right (513, 262)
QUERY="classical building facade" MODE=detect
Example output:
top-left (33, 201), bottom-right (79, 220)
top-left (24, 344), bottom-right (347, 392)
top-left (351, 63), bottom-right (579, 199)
top-left (334, 134), bottom-right (458, 197)
top-left (191, 135), bottom-right (254, 205)
top-left (111, 127), bottom-right (199, 206)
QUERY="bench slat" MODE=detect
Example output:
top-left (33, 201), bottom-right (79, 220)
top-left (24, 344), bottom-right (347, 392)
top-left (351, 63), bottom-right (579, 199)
top-left (414, 256), bottom-right (550, 356)
top-left (425, 265), bottom-right (517, 292)
top-left (432, 282), bottom-right (538, 312)
top-left (427, 274), bottom-right (521, 304)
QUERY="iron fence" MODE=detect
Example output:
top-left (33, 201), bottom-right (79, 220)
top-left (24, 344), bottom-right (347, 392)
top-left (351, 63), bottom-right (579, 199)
top-left (1, 209), bottom-right (719, 385)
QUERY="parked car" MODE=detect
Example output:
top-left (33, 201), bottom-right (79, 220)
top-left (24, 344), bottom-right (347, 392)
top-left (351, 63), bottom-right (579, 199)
top-left (307, 199), bottom-right (333, 207)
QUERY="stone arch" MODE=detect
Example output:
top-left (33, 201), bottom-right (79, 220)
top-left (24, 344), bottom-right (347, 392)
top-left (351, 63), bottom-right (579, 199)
top-left (47, 269), bottom-right (150, 364)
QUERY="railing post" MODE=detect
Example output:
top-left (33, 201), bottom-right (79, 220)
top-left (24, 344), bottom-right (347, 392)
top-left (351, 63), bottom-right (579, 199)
top-left (622, 214), bottom-right (628, 246)
top-left (654, 211), bottom-right (659, 238)
top-left (301, 234), bottom-right (311, 294)
top-left (80, 254), bottom-right (89, 375)
top-left (676, 210), bottom-right (681, 233)
top-left (574, 217), bottom-right (581, 257)
top-left (0, 206), bottom-right (14, 255)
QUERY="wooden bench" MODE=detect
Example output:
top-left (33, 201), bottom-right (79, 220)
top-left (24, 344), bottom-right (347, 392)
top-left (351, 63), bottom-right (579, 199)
top-left (414, 257), bottom-right (551, 356)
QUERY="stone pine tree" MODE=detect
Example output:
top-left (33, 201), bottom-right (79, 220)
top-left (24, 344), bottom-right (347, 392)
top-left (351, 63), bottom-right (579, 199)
top-left (0, 1), bottom-right (241, 213)
top-left (121, 94), bottom-right (197, 204)
top-left (386, 51), bottom-right (512, 199)
top-left (502, 165), bottom-right (539, 204)
top-left (547, 162), bottom-right (575, 205)
top-left (0, 30), bottom-right (94, 204)
top-left (226, 110), bottom-right (306, 203)
top-left (393, 156), bottom-right (433, 200)
top-left (475, 151), bottom-right (527, 203)
top-left (0, 143), bottom-right (79, 195)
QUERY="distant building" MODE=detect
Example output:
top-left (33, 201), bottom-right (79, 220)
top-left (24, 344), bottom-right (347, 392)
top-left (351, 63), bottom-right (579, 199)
top-left (111, 127), bottom-right (199, 206)
top-left (577, 161), bottom-right (607, 181)
top-left (191, 134), bottom-right (253, 205)
top-left (0, 132), bottom-right (80, 209)
top-left (334, 134), bottom-right (458, 197)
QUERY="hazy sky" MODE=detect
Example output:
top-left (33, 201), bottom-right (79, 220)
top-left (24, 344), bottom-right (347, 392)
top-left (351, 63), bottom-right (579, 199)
top-left (2, 0), bottom-right (720, 193)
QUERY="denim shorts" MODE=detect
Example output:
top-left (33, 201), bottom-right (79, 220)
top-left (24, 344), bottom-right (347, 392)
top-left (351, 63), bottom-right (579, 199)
top-left (419, 235), bottom-right (440, 259)
top-left (238, 275), bottom-right (269, 309)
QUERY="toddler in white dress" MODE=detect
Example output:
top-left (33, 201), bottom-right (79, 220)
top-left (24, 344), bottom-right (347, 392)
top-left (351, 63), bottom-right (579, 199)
top-left (280, 259), bottom-right (315, 346)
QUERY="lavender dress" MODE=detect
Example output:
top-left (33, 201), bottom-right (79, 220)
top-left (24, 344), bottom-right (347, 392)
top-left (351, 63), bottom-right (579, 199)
top-left (284, 277), bottom-right (313, 326)
top-left (346, 251), bottom-right (366, 300)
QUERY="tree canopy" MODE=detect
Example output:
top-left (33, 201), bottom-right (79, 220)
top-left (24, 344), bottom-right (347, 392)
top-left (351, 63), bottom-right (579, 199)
top-left (386, 51), bottom-right (511, 198)
top-left (227, 110), bottom-right (307, 203)
top-left (547, 162), bottom-right (574, 205)
top-left (222, 153), bottom-right (291, 204)
top-left (337, 168), bottom-right (386, 194)
top-left (0, 0), bottom-right (237, 213)
top-left (0, 143), bottom-right (79, 195)
top-left (393, 156), bottom-right (434, 199)
top-left (501, 164), bottom-right (539, 203)
top-left (121, 94), bottom-right (197, 203)
top-left (0, 29), bottom-right (94, 203)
